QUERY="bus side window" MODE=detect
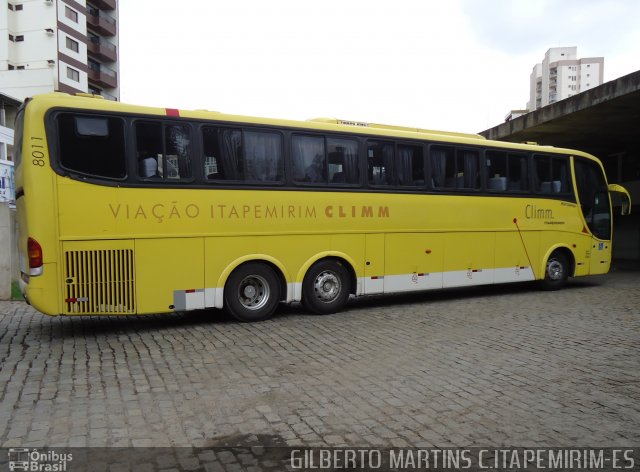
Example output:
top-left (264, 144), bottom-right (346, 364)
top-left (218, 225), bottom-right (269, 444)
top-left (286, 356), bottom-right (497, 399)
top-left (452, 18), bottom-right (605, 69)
top-left (534, 154), bottom-right (569, 194)
top-left (457, 150), bottom-right (480, 189)
top-left (486, 151), bottom-right (528, 192)
top-left (165, 124), bottom-right (191, 179)
top-left (136, 122), bottom-right (192, 180)
top-left (508, 153), bottom-right (528, 191)
top-left (327, 137), bottom-right (359, 185)
top-left (552, 158), bottom-right (569, 193)
top-left (431, 146), bottom-right (479, 190)
top-left (243, 131), bottom-right (283, 182)
top-left (431, 146), bottom-right (455, 189)
top-left (486, 151), bottom-right (507, 191)
top-left (367, 141), bottom-right (394, 186)
top-left (292, 135), bottom-right (326, 184)
top-left (397, 144), bottom-right (424, 187)
top-left (57, 114), bottom-right (126, 179)
top-left (136, 122), bottom-right (163, 179)
top-left (202, 126), bottom-right (225, 180)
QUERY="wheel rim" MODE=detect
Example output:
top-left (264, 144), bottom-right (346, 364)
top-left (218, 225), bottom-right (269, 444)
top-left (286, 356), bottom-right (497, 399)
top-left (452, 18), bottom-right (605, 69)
top-left (237, 274), bottom-right (270, 310)
top-left (313, 270), bottom-right (341, 303)
top-left (546, 258), bottom-right (564, 280)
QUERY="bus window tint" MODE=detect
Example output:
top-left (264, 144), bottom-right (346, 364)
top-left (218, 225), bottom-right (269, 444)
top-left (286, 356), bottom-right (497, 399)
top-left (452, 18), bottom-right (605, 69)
top-left (486, 151), bottom-right (507, 191)
top-left (58, 114), bottom-right (126, 179)
top-left (534, 154), bottom-right (569, 193)
top-left (165, 124), bottom-right (191, 179)
top-left (431, 146), bottom-right (479, 190)
top-left (293, 135), bottom-right (325, 184)
top-left (552, 158), bottom-right (570, 192)
top-left (136, 122), bottom-right (162, 178)
top-left (397, 144), bottom-right (424, 187)
top-left (431, 146), bottom-right (454, 188)
top-left (327, 138), bottom-right (359, 184)
top-left (508, 153), bottom-right (528, 191)
top-left (202, 127), bottom-right (224, 179)
top-left (243, 131), bottom-right (283, 182)
top-left (368, 141), bottom-right (394, 186)
top-left (574, 158), bottom-right (611, 240)
top-left (457, 150), bottom-right (480, 189)
top-left (218, 129), bottom-right (242, 180)
top-left (205, 128), bottom-right (285, 183)
top-left (486, 151), bottom-right (528, 192)
top-left (136, 122), bottom-right (192, 180)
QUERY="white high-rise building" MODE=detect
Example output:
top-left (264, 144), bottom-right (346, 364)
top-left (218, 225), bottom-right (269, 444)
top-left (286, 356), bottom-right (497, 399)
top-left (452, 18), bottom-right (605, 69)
top-left (527, 47), bottom-right (603, 111)
top-left (0, 0), bottom-right (119, 102)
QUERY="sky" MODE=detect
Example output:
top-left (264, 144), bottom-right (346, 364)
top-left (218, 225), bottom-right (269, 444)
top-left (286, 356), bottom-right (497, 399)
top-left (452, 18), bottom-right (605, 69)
top-left (119, 0), bottom-right (640, 134)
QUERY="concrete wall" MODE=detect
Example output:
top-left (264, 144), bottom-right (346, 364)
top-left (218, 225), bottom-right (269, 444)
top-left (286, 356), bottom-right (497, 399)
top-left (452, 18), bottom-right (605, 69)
top-left (0, 202), bottom-right (17, 300)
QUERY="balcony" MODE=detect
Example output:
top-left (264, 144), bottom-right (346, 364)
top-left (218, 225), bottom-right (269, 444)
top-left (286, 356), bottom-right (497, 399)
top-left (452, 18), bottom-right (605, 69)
top-left (87, 36), bottom-right (117, 62)
top-left (87, 8), bottom-right (116, 36)
top-left (92, 0), bottom-right (116, 10)
top-left (88, 63), bottom-right (117, 88)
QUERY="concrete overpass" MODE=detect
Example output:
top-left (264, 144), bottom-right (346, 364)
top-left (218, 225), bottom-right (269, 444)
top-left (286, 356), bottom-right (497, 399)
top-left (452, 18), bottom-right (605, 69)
top-left (481, 70), bottom-right (640, 261)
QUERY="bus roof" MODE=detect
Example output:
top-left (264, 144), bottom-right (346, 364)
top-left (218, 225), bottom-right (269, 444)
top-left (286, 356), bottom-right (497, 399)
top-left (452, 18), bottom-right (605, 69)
top-left (307, 118), bottom-right (486, 140)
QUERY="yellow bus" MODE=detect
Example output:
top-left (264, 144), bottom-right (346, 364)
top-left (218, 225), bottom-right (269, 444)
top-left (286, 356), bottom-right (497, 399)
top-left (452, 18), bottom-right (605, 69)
top-left (15, 92), bottom-right (631, 321)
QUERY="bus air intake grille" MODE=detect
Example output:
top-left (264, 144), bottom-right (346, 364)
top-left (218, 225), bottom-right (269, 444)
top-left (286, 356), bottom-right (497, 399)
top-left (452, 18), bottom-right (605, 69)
top-left (63, 249), bottom-right (136, 314)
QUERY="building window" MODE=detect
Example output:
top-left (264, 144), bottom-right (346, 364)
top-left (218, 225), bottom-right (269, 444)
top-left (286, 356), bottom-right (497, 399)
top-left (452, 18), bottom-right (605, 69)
top-left (7, 3), bottom-right (13, 10)
top-left (8, 34), bottom-right (14, 41)
top-left (65, 6), bottom-right (78, 22)
top-left (15, 35), bottom-right (24, 42)
top-left (8, 64), bottom-right (15, 70)
top-left (17, 65), bottom-right (25, 70)
top-left (15, 4), bottom-right (22, 10)
top-left (67, 67), bottom-right (80, 82)
top-left (66, 36), bottom-right (79, 53)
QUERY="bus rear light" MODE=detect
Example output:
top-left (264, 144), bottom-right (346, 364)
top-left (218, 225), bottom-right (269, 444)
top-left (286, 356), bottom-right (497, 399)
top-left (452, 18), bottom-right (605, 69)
top-left (27, 237), bottom-right (44, 275)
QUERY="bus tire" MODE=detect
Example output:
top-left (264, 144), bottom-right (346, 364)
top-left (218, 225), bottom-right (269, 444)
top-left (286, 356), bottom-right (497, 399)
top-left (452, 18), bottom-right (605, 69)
top-left (540, 250), bottom-right (569, 291)
top-left (224, 262), bottom-right (281, 322)
top-left (302, 260), bottom-right (350, 315)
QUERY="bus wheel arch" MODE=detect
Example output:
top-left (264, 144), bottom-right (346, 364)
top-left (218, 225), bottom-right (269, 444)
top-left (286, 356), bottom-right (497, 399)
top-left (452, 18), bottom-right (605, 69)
top-left (221, 259), bottom-right (287, 322)
top-left (539, 247), bottom-right (574, 291)
top-left (301, 257), bottom-right (355, 315)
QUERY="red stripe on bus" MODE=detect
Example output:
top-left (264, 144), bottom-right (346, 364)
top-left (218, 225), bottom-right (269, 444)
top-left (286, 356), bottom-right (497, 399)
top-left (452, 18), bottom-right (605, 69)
top-left (166, 108), bottom-right (180, 117)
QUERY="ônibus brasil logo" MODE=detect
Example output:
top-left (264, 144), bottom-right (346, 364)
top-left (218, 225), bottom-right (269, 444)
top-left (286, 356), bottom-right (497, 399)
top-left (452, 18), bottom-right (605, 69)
top-left (8, 448), bottom-right (72, 471)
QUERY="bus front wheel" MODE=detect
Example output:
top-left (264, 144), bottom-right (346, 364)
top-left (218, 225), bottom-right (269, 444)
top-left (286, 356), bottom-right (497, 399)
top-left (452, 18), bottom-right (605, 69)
top-left (540, 250), bottom-right (569, 291)
top-left (224, 262), bottom-right (281, 322)
top-left (302, 260), bottom-right (351, 315)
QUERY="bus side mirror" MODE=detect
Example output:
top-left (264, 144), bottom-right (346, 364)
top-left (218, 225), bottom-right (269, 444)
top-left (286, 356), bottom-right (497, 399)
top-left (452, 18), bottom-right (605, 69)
top-left (608, 184), bottom-right (632, 216)
top-left (621, 199), bottom-right (630, 216)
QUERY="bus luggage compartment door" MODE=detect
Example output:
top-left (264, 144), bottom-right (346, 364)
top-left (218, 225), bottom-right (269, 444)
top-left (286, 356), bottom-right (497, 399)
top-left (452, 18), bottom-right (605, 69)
top-left (364, 234), bottom-right (384, 294)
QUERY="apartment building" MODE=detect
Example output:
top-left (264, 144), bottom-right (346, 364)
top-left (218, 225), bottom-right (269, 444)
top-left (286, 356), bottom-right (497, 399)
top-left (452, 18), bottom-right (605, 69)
top-left (0, 0), bottom-right (119, 102)
top-left (527, 47), bottom-right (603, 111)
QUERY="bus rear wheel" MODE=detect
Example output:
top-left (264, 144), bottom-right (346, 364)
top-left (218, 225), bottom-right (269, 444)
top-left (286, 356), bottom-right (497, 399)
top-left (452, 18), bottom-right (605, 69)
top-left (302, 260), bottom-right (350, 315)
top-left (540, 250), bottom-right (569, 291)
top-left (224, 262), bottom-right (281, 322)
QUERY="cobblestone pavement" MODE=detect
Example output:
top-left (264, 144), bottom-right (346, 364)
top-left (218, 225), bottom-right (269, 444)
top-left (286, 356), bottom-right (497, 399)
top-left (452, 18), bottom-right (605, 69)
top-left (1, 269), bottom-right (639, 453)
